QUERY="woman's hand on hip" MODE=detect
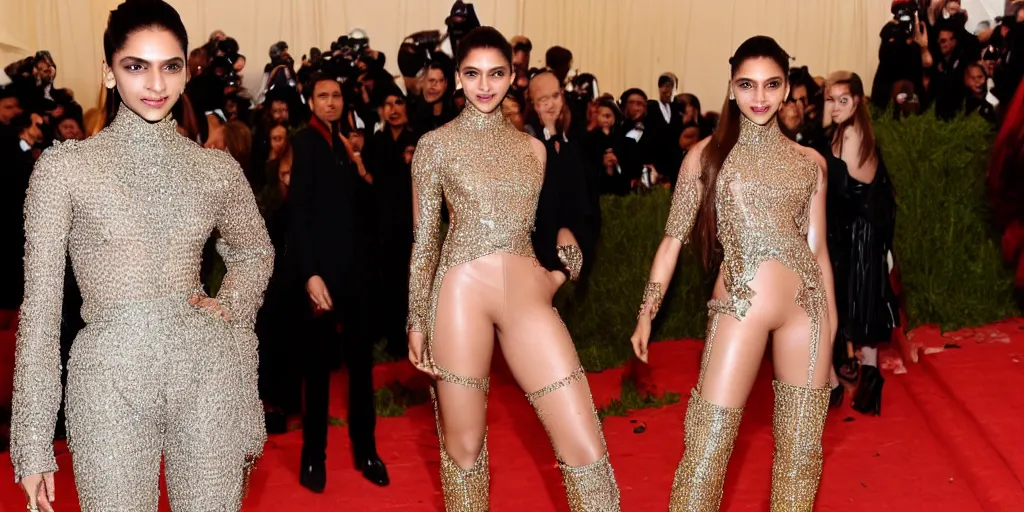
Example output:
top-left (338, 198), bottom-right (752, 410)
top-left (188, 294), bottom-right (231, 322)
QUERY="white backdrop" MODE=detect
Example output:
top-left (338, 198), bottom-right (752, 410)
top-left (0, 0), bottom-right (1011, 111)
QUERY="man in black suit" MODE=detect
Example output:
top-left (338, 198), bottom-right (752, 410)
top-left (288, 73), bottom-right (388, 492)
top-left (646, 73), bottom-right (684, 184)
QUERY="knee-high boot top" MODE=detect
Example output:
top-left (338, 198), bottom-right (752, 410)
top-left (769, 380), bottom-right (830, 512)
top-left (669, 389), bottom-right (744, 512)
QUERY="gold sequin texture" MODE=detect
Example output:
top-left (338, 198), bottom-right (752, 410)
top-left (407, 104), bottom-right (541, 340)
top-left (669, 389), bottom-right (744, 512)
top-left (666, 117), bottom-right (830, 510)
top-left (556, 244), bottom-right (583, 281)
top-left (10, 104), bottom-right (273, 510)
top-left (638, 282), bottom-right (664, 319)
top-left (560, 453), bottom-right (620, 512)
top-left (770, 381), bottom-right (830, 512)
top-left (409, 105), bottom-right (619, 510)
top-left (668, 116), bottom-right (826, 385)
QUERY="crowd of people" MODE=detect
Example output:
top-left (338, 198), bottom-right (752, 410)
top-left (1, 0), bottom-right (1023, 510)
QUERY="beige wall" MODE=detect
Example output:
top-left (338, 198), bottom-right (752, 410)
top-left (1, 0), bottom-right (899, 112)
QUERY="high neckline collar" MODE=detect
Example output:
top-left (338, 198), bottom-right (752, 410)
top-left (736, 115), bottom-right (783, 145)
top-left (107, 102), bottom-right (179, 140)
top-left (455, 102), bottom-right (510, 131)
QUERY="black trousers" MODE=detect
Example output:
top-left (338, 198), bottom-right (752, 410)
top-left (300, 301), bottom-right (377, 463)
top-left (255, 280), bottom-right (304, 416)
top-left (377, 240), bottom-right (412, 359)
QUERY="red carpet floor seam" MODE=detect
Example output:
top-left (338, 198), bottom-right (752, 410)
top-left (1, 320), bottom-right (1023, 511)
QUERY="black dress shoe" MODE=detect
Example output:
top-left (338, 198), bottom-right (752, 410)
top-left (356, 454), bottom-right (390, 486)
top-left (300, 459), bottom-right (326, 493)
top-left (852, 365), bottom-right (884, 416)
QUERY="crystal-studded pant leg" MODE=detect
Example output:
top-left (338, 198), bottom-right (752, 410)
top-left (496, 254), bottom-right (620, 511)
top-left (161, 314), bottom-right (255, 511)
top-left (430, 257), bottom-right (505, 511)
top-left (768, 302), bottom-right (833, 512)
top-left (65, 325), bottom-right (163, 512)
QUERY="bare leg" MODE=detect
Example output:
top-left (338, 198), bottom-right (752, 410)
top-left (431, 258), bottom-right (502, 510)
top-left (671, 261), bottom-right (796, 512)
top-left (769, 298), bottom-right (832, 512)
top-left (497, 255), bottom-right (619, 511)
top-left (669, 310), bottom-right (771, 512)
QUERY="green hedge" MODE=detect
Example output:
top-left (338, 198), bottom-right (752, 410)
top-left (559, 111), bottom-right (1019, 371)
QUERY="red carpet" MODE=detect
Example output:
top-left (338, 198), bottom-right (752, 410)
top-left (3, 320), bottom-right (1024, 511)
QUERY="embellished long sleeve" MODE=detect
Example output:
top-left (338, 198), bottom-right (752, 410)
top-left (407, 134), bottom-right (444, 333)
top-left (212, 155), bottom-right (274, 331)
top-left (10, 149), bottom-right (72, 481)
top-left (211, 155), bottom-right (273, 461)
top-left (664, 149), bottom-right (704, 243)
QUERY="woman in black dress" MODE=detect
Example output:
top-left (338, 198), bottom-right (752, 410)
top-left (820, 71), bottom-right (899, 415)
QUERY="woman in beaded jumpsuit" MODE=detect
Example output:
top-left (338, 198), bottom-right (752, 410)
top-left (10, 2), bottom-right (273, 511)
top-left (406, 28), bottom-right (620, 511)
top-left (630, 36), bottom-right (837, 512)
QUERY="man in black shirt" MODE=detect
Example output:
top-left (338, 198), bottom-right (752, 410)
top-left (288, 73), bottom-right (389, 493)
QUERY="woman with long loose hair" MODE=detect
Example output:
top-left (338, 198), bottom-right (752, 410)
top-left (630, 36), bottom-right (836, 511)
top-left (820, 71), bottom-right (898, 415)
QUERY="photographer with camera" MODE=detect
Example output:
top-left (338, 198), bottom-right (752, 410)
top-left (256, 41), bottom-right (299, 108)
top-left (408, 58), bottom-right (457, 136)
top-left (871, 0), bottom-right (934, 110)
top-left (185, 52), bottom-right (243, 146)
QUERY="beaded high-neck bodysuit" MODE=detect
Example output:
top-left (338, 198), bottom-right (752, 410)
top-left (10, 104), bottom-right (273, 510)
top-left (407, 104), bottom-right (543, 345)
top-left (666, 116), bottom-right (826, 386)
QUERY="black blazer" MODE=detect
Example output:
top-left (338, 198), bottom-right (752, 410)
top-left (287, 125), bottom-right (372, 304)
top-left (646, 100), bottom-right (684, 182)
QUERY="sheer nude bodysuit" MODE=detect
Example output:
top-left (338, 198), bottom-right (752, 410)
top-left (662, 117), bottom-right (833, 512)
top-left (408, 104), bottom-right (620, 511)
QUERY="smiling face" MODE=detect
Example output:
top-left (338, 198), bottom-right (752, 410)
top-left (457, 47), bottom-right (513, 114)
top-left (730, 57), bottom-right (788, 125)
top-left (103, 28), bottom-right (187, 122)
top-left (381, 94), bottom-right (409, 128)
top-left (964, 65), bottom-right (986, 96)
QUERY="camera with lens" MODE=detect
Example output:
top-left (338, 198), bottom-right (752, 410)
top-left (397, 30), bottom-right (444, 78)
top-left (318, 29), bottom-right (372, 83)
top-left (208, 55), bottom-right (241, 89)
top-left (565, 73), bottom-right (598, 105)
top-left (216, 37), bottom-right (241, 64)
top-left (890, 0), bottom-right (919, 39)
top-left (445, 1), bottom-right (481, 56)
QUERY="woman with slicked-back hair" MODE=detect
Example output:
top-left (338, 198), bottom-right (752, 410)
top-left (10, 1), bottom-right (273, 510)
top-left (407, 26), bottom-right (620, 511)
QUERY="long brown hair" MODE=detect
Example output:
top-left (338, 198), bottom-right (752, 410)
top-left (826, 71), bottom-right (875, 168)
top-left (694, 36), bottom-right (791, 269)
